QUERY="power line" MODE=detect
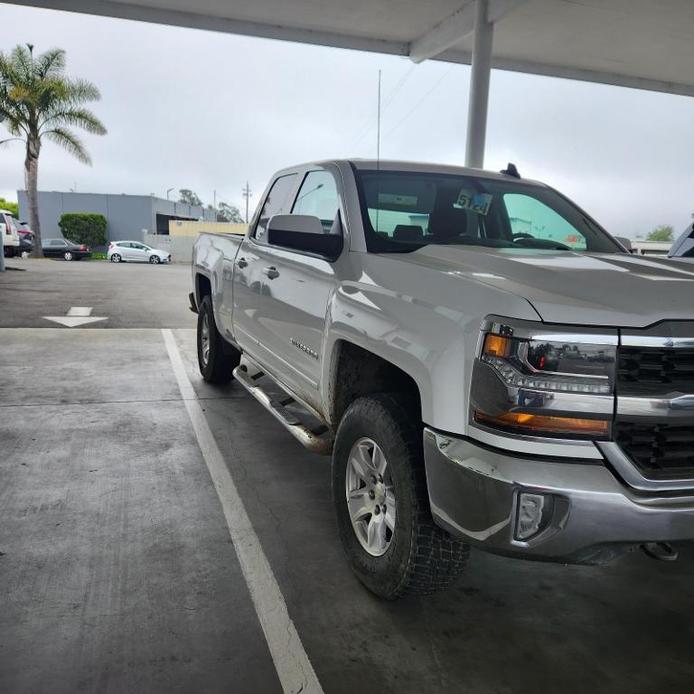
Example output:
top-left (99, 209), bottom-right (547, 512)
top-left (383, 65), bottom-right (456, 140)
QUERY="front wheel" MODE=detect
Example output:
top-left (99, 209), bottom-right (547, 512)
top-left (332, 394), bottom-right (469, 599)
top-left (197, 295), bottom-right (240, 383)
top-left (149, 255), bottom-right (160, 264)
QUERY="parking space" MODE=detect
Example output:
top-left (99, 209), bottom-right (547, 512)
top-left (0, 258), bottom-right (194, 329)
top-left (2, 261), bottom-right (694, 693)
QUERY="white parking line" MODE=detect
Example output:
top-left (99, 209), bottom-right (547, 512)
top-left (161, 329), bottom-right (323, 694)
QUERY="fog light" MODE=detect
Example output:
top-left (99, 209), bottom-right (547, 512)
top-left (515, 492), bottom-right (548, 541)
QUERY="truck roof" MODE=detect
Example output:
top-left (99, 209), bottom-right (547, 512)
top-left (285, 159), bottom-right (547, 187)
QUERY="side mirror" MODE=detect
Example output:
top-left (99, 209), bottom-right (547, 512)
top-left (267, 214), bottom-right (343, 260)
top-left (615, 236), bottom-right (634, 253)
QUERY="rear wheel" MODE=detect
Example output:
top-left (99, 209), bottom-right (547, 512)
top-left (332, 394), bottom-right (469, 599)
top-left (110, 253), bottom-right (121, 263)
top-left (64, 251), bottom-right (73, 261)
top-left (197, 295), bottom-right (240, 383)
top-left (149, 255), bottom-right (160, 264)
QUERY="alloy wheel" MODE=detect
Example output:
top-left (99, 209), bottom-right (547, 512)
top-left (200, 312), bottom-right (210, 366)
top-left (345, 437), bottom-right (396, 557)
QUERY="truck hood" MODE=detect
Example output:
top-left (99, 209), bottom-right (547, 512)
top-left (410, 246), bottom-right (694, 327)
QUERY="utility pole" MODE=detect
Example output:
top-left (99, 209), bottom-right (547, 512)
top-left (242, 182), bottom-right (253, 224)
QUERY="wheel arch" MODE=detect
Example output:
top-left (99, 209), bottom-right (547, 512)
top-left (326, 339), bottom-right (424, 428)
top-left (195, 271), bottom-right (213, 305)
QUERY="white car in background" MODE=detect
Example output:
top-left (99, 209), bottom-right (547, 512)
top-left (107, 240), bottom-right (171, 264)
top-left (1, 209), bottom-right (21, 258)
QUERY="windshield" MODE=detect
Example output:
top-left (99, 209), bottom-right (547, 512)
top-left (355, 170), bottom-right (622, 254)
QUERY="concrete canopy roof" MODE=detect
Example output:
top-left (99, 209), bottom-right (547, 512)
top-left (11, 0), bottom-right (694, 97)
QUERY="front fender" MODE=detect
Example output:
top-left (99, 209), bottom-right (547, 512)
top-left (321, 254), bottom-right (540, 435)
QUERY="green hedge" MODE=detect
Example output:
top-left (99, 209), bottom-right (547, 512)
top-left (58, 213), bottom-right (107, 247)
top-left (0, 197), bottom-right (19, 217)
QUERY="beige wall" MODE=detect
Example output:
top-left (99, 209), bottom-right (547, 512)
top-left (168, 219), bottom-right (247, 237)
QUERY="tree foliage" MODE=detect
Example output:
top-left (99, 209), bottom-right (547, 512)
top-left (178, 189), bottom-right (202, 207)
top-left (646, 225), bottom-right (674, 243)
top-left (217, 201), bottom-right (244, 223)
top-left (58, 212), bottom-right (107, 247)
top-left (0, 197), bottom-right (19, 216)
top-left (0, 44), bottom-right (106, 256)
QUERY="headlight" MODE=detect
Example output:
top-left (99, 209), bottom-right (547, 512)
top-left (471, 320), bottom-right (617, 439)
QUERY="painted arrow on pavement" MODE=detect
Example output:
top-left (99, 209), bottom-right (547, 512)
top-left (43, 306), bottom-right (108, 327)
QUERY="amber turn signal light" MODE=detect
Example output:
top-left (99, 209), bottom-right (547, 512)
top-left (483, 333), bottom-right (512, 358)
top-left (474, 410), bottom-right (609, 438)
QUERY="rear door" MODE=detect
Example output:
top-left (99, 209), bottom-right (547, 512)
top-left (45, 239), bottom-right (66, 257)
top-left (117, 242), bottom-right (135, 260)
top-left (232, 172), bottom-right (299, 357)
top-left (245, 167), bottom-right (344, 408)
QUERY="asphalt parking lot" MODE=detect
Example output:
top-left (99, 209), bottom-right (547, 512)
top-left (2, 257), bottom-right (694, 694)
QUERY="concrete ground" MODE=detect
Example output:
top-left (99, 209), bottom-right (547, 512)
top-left (2, 258), bottom-right (694, 694)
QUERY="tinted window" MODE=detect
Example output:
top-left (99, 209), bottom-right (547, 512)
top-left (504, 194), bottom-right (587, 251)
top-left (356, 171), bottom-right (620, 254)
top-left (291, 170), bottom-right (339, 231)
top-left (253, 174), bottom-right (297, 243)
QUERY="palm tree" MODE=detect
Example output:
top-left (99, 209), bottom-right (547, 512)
top-left (0, 44), bottom-right (106, 257)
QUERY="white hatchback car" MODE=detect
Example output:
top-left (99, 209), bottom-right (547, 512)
top-left (108, 240), bottom-right (171, 264)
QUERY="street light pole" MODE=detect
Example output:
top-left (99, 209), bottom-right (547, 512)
top-left (166, 187), bottom-right (174, 200)
top-left (242, 182), bottom-right (253, 224)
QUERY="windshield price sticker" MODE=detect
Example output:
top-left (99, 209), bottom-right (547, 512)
top-left (456, 190), bottom-right (493, 216)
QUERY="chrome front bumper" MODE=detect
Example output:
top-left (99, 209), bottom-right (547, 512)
top-left (423, 428), bottom-right (694, 564)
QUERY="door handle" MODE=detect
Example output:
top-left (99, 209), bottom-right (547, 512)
top-left (262, 266), bottom-right (280, 280)
top-left (237, 257), bottom-right (248, 269)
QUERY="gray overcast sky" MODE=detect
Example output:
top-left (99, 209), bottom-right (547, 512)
top-left (1, 2), bottom-right (693, 238)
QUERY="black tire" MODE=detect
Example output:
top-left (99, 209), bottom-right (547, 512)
top-left (149, 255), bottom-right (160, 264)
top-left (332, 394), bottom-right (469, 599)
top-left (197, 295), bottom-right (240, 384)
top-left (110, 253), bottom-right (122, 263)
top-left (63, 251), bottom-right (73, 261)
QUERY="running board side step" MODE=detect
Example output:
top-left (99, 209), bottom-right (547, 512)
top-left (233, 365), bottom-right (333, 455)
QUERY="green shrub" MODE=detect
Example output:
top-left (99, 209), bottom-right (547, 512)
top-left (59, 212), bottom-right (107, 247)
top-left (0, 197), bottom-right (19, 217)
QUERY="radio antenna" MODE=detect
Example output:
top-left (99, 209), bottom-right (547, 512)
top-left (376, 69), bottom-right (382, 166)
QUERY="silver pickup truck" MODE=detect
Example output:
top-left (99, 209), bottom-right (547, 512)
top-left (191, 159), bottom-right (694, 599)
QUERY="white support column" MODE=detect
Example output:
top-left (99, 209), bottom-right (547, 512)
top-left (465, 0), bottom-right (494, 169)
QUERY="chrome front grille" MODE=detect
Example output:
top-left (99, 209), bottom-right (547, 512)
top-left (616, 324), bottom-right (694, 480)
top-left (614, 421), bottom-right (694, 479)
top-left (618, 346), bottom-right (694, 396)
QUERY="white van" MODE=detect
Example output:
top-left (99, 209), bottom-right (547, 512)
top-left (1, 210), bottom-right (21, 258)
